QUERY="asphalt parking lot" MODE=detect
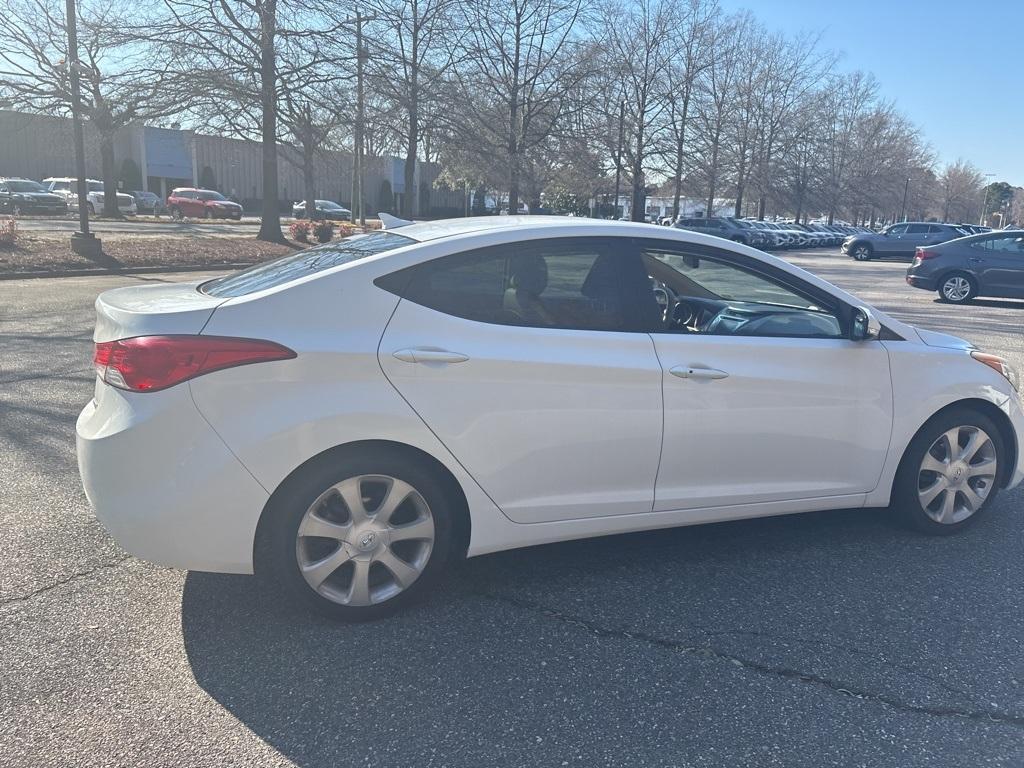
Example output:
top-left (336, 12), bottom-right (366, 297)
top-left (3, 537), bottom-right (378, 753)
top-left (2, 249), bottom-right (1023, 767)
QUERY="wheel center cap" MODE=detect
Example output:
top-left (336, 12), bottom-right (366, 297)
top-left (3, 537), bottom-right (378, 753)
top-left (949, 463), bottom-right (966, 484)
top-left (355, 531), bottom-right (378, 552)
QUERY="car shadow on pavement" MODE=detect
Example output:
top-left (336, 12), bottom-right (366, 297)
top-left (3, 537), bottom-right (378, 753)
top-left (179, 502), bottom-right (1024, 766)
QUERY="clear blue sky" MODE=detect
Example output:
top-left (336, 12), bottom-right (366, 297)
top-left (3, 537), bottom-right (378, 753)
top-left (722, 0), bottom-right (1024, 186)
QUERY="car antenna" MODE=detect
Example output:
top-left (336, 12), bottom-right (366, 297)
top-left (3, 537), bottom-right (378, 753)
top-left (379, 212), bottom-right (413, 229)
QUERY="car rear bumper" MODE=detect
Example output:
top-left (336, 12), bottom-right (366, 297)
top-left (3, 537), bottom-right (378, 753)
top-left (905, 273), bottom-right (937, 291)
top-left (76, 381), bottom-right (268, 573)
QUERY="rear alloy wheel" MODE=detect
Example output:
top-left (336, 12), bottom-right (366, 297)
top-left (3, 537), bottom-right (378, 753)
top-left (850, 243), bottom-right (872, 261)
top-left (938, 273), bottom-right (976, 304)
top-left (893, 410), bottom-right (1003, 534)
top-left (265, 451), bottom-right (457, 620)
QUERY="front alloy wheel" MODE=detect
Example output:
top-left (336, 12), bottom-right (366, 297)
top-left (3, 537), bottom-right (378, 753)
top-left (916, 426), bottom-right (998, 524)
top-left (894, 410), bottom-right (1003, 534)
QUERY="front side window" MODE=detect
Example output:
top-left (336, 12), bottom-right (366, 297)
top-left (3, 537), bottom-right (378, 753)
top-left (887, 224), bottom-right (909, 235)
top-left (907, 224), bottom-right (930, 234)
top-left (381, 239), bottom-right (650, 332)
top-left (196, 191), bottom-right (226, 201)
top-left (643, 246), bottom-right (842, 339)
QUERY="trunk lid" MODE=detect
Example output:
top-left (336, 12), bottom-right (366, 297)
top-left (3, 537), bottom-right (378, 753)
top-left (93, 280), bottom-right (226, 342)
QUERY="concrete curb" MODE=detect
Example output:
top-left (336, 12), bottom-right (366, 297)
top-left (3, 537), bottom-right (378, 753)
top-left (0, 262), bottom-right (253, 281)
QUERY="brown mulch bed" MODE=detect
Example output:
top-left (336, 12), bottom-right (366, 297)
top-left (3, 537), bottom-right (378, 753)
top-left (0, 233), bottom-right (304, 275)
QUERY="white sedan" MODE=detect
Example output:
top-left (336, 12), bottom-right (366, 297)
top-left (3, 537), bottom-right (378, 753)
top-left (77, 216), bottom-right (1024, 620)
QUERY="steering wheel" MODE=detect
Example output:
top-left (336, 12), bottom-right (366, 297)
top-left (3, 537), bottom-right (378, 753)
top-left (668, 297), bottom-right (701, 331)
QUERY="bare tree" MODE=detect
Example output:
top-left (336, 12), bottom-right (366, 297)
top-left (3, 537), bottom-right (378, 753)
top-left (595, 0), bottom-right (677, 222)
top-left (664, 0), bottom-right (717, 220)
top-left (938, 159), bottom-right (985, 223)
top-left (161, 0), bottom-right (343, 241)
top-left (0, 0), bottom-right (188, 216)
top-left (364, 0), bottom-right (457, 217)
top-left (452, 0), bottom-right (586, 214)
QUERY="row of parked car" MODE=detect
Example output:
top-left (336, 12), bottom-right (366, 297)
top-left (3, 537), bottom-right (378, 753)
top-left (671, 216), bottom-right (870, 250)
top-left (0, 176), bottom-right (363, 223)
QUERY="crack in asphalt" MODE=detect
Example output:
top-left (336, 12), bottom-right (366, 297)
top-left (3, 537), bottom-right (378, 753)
top-left (0, 555), bottom-right (133, 609)
top-left (0, 370), bottom-right (92, 386)
top-left (480, 591), bottom-right (1024, 729)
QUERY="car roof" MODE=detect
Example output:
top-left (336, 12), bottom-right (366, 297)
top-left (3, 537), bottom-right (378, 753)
top-left (392, 215), bottom-right (671, 242)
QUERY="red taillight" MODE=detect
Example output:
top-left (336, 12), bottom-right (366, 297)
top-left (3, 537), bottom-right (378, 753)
top-left (93, 335), bottom-right (296, 392)
top-left (916, 248), bottom-right (939, 261)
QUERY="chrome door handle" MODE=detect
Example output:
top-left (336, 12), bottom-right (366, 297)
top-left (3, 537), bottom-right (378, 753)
top-left (670, 365), bottom-right (729, 380)
top-left (392, 348), bottom-right (470, 364)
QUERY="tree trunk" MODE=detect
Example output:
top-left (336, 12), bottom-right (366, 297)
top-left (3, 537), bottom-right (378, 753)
top-left (706, 136), bottom-right (720, 218)
top-left (100, 134), bottom-right (120, 218)
top-left (670, 93), bottom-right (690, 220)
top-left (257, 0), bottom-right (285, 243)
top-left (303, 138), bottom-right (316, 223)
top-left (733, 181), bottom-right (744, 218)
top-left (403, 100), bottom-right (418, 218)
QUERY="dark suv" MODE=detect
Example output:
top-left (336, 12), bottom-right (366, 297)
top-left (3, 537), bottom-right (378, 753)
top-left (0, 178), bottom-right (68, 215)
top-left (673, 217), bottom-right (766, 248)
top-left (842, 222), bottom-right (969, 261)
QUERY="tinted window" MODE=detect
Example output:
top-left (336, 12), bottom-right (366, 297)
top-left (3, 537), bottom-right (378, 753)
top-left (202, 232), bottom-right (415, 297)
top-left (907, 224), bottom-right (929, 234)
top-left (887, 224), bottom-right (909, 235)
top-left (196, 191), bottom-right (226, 201)
top-left (971, 235), bottom-right (1024, 253)
top-left (7, 180), bottom-right (45, 192)
top-left (383, 239), bottom-right (642, 332)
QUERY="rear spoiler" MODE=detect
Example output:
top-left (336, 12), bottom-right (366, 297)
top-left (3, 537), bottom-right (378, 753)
top-left (379, 212), bottom-right (413, 230)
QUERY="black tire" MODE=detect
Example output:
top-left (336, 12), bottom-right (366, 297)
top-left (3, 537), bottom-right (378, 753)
top-left (849, 242), bottom-right (873, 261)
top-left (937, 272), bottom-right (977, 304)
top-left (261, 448), bottom-right (459, 621)
top-left (891, 408), bottom-right (1004, 535)
top-left (170, 206), bottom-right (182, 221)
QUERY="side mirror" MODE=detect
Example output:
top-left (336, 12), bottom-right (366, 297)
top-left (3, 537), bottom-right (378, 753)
top-left (850, 307), bottom-right (877, 341)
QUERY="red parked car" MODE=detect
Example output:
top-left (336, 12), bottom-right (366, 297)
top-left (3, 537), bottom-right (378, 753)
top-left (166, 188), bottom-right (243, 220)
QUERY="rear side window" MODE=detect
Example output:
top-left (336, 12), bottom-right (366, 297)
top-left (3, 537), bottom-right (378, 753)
top-left (378, 238), bottom-right (649, 332)
top-left (907, 224), bottom-right (929, 234)
top-left (202, 231), bottom-right (415, 297)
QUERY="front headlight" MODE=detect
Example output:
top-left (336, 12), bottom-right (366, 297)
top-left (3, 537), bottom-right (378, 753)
top-left (972, 351), bottom-right (1019, 392)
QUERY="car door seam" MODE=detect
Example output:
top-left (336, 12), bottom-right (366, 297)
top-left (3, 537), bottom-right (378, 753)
top-left (646, 333), bottom-right (666, 513)
top-left (374, 296), bottom-right (516, 524)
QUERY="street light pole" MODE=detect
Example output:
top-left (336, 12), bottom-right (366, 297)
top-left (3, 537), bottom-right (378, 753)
top-left (354, 8), bottom-right (366, 227)
top-left (979, 173), bottom-right (996, 226)
top-left (65, 0), bottom-right (100, 256)
top-left (900, 177), bottom-right (909, 222)
top-left (612, 99), bottom-right (625, 220)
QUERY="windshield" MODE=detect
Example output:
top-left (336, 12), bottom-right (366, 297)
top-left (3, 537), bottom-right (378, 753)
top-left (88, 181), bottom-right (104, 191)
top-left (7, 180), bottom-right (46, 192)
top-left (202, 231), bottom-right (416, 298)
top-left (318, 200), bottom-right (343, 209)
top-left (196, 191), bottom-right (227, 201)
